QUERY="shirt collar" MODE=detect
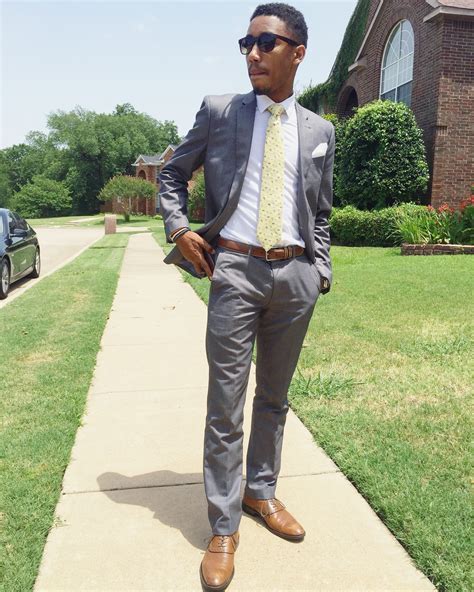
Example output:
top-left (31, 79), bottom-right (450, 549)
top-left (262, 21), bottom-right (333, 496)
top-left (256, 92), bottom-right (295, 115)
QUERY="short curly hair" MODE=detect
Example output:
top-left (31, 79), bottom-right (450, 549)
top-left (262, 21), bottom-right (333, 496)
top-left (250, 3), bottom-right (308, 47)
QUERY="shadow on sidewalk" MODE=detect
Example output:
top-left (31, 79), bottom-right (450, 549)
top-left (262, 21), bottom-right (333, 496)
top-left (98, 471), bottom-right (210, 550)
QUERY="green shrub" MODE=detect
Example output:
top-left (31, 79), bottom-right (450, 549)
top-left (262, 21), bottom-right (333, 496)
top-left (336, 99), bottom-right (429, 209)
top-left (394, 198), bottom-right (474, 245)
top-left (98, 175), bottom-right (155, 222)
top-left (189, 170), bottom-right (205, 221)
top-left (329, 203), bottom-right (426, 247)
top-left (321, 113), bottom-right (348, 208)
top-left (10, 175), bottom-right (72, 218)
top-left (459, 195), bottom-right (474, 244)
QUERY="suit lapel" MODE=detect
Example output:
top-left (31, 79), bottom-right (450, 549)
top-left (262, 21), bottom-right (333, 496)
top-left (230, 91), bottom-right (256, 203)
top-left (295, 102), bottom-right (313, 183)
top-left (204, 91), bottom-right (256, 241)
top-left (220, 91), bottom-right (256, 212)
top-left (294, 101), bottom-right (314, 248)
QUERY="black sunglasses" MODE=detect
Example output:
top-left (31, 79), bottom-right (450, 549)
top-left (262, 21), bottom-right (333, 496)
top-left (238, 32), bottom-right (299, 55)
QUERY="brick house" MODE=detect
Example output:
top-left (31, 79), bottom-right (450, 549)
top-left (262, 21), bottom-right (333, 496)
top-left (327, 0), bottom-right (473, 209)
top-left (132, 146), bottom-right (177, 213)
top-left (133, 145), bottom-right (203, 214)
top-left (102, 144), bottom-right (202, 216)
top-left (100, 149), bottom-right (173, 216)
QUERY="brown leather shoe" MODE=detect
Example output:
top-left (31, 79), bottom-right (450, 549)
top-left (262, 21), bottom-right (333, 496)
top-left (200, 532), bottom-right (239, 591)
top-left (242, 495), bottom-right (305, 542)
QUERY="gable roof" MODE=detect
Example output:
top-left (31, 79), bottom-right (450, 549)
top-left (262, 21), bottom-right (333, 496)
top-left (436, 0), bottom-right (474, 7)
top-left (424, 0), bottom-right (474, 22)
top-left (132, 145), bottom-right (177, 167)
top-left (349, 0), bottom-right (473, 69)
top-left (351, 0), bottom-right (386, 66)
top-left (132, 154), bottom-right (162, 166)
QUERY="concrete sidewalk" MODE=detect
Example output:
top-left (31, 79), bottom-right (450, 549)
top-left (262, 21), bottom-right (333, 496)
top-left (34, 232), bottom-right (435, 591)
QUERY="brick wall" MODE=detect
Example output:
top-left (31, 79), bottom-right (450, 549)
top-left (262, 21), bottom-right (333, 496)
top-left (335, 0), bottom-right (473, 209)
top-left (135, 164), bottom-right (157, 185)
top-left (432, 18), bottom-right (474, 208)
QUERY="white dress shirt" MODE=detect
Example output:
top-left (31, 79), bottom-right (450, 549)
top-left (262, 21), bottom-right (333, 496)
top-left (220, 93), bottom-right (304, 248)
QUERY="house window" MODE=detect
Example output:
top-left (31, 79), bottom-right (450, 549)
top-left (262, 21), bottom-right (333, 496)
top-left (380, 20), bottom-right (414, 107)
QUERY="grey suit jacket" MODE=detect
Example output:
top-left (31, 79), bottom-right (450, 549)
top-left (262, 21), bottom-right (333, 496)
top-left (158, 90), bottom-right (335, 292)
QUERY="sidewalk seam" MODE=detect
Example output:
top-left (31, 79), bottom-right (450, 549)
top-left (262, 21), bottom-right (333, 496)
top-left (61, 471), bottom-right (343, 496)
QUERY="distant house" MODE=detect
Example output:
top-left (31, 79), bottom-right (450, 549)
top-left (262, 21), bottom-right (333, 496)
top-left (322, 0), bottom-right (473, 209)
top-left (133, 145), bottom-right (203, 214)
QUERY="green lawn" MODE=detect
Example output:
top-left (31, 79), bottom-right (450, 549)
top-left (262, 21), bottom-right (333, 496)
top-left (74, 214), bottom-right (165, 231)
top-left (26, 213), bottom-right (166, 232)
top-left (25, 214), bottom-right (105, 227)
top-left (0, 233), bottom-right (129, 592)
top-left (154, 226), bottom-right (473, 592)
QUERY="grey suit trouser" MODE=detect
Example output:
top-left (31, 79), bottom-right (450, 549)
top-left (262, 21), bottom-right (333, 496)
top-left (203, 243), bottom-right (321, 534)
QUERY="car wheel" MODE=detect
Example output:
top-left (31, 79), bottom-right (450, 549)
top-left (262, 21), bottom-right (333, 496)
top-left (0, 259), bottom-right (10, 299)
top-left (30, 248), bottom-right (41, 278)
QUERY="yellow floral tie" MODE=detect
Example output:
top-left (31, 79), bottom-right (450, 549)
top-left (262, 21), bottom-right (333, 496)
top-left (257, 103), bottom-right (286, 252)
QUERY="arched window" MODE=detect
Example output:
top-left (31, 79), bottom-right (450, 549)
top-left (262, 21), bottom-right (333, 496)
top-left (380, 20), bottom-right (414, 107)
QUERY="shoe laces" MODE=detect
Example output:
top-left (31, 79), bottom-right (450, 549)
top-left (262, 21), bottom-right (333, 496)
top-left (217, 535), bottom-right (229, 550)
top-left (262, 498), bottom-right (284, 517)
top-left (268, 499), bottom-right (279, 513)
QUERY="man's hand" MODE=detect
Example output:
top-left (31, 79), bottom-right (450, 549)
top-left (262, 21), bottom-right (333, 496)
top-left (175, 231), bottom-right (215, 279)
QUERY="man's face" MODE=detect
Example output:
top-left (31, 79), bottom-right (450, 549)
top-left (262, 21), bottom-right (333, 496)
top-left (244, 15), bottom-right (305, 101)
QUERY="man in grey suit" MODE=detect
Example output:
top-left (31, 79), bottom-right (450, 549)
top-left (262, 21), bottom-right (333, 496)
top-left (159, 3), bottom-right (335, 589)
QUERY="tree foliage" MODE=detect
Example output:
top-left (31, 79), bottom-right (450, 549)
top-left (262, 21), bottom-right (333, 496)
top-left (298, 0), bottom-right (371, 113)
top-left (318, 112), bottom-right (349, 207)
top-left (189, 170), bottom-right (206, 221)
top-left (0, 103), bottom-right (180, 215)
top-left (10, 175), bottom-right (72, 218)
top-left (98, 175), bottom-right (156, 222)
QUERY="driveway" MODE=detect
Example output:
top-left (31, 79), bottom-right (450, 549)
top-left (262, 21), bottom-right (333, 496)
top-left (1, 226), bottom-right (103, 309)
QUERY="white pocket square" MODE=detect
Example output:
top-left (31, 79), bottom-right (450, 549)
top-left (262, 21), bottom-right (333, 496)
top-left (312, 142), bottom-right (328, 158)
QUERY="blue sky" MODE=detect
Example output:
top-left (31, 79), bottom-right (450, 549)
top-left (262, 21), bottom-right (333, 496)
top-left (1, 0), bottom-right (358, 149)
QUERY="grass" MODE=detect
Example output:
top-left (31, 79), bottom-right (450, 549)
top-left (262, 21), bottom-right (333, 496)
top-left (153, 223), bottom-right (473, 592)
top-left (26, 213), bottom-right (167, 232)
top-left (0, 232), bottom-right (129, 592)
top-left (25, 214), bottom-right (105, 227)
top-left (75, 214), bottom-right (165, 231)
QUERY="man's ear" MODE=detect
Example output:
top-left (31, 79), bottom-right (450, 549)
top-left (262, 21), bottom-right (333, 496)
top-left (294, 45), bottom-right (306, 66)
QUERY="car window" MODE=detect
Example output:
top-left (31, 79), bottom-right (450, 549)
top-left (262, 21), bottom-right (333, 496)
top-left (14, 213), bottom-right (28, 231)
top-left (0, 216), bottom-right (4, 235)
top-left (7, 212), bottom-right (17, 233)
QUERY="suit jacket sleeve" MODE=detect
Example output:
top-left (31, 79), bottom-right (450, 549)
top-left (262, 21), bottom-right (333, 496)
top-left (158, 96), bottom-right (210, 243)
top-left (314, 123), bottom-right (335, 286)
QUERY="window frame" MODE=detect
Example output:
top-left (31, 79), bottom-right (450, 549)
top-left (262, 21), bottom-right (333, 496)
top-left (379, 19), bottom-right (414, 107)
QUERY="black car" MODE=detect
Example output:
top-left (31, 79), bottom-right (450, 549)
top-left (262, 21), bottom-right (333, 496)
top-left (0, 208), bottom-right (41, 299)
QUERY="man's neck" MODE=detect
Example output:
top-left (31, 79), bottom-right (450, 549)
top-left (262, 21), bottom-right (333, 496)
top-left (266, 89), bottom-right (294, 103)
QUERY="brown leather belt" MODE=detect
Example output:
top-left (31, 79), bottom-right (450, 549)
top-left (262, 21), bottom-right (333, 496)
top-left (217, 237), bottom-right (304, 261)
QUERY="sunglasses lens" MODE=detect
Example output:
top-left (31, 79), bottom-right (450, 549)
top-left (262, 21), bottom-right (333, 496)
top-left (239, 35), bottom-right (254, 55)
top-left (239, 33), bottom-right (278, 54)
top-left (258, 33), bottom-right (276, 53)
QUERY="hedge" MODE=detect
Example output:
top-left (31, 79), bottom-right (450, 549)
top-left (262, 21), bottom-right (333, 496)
top-left (329, 203), bottom-right (426, 247)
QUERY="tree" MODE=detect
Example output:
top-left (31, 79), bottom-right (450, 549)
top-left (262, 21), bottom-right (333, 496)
top-left (10, 175), bottom-right (72, 218)
top-left (46, 105), bottom-right (180, 213)
top-left (0, 133), bottom-right (66, 207)
top-left (98, 175), bottom-right (156, 222)
top-left (189, 170), bottom-right (206, 221)
top-left (336, 99), bottom-right (429, 209)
